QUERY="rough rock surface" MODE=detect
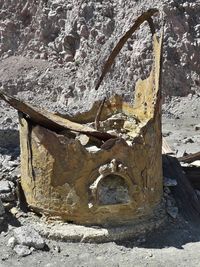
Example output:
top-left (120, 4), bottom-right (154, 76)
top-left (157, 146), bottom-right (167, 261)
top-left (0, 0), bottom-right (200, 116)
top-left (0, 0), bottom-right (199, 155)
top-left (13, 226), bottom-right (45, 250)
top-left (0, 180), bottom-right (16, 202)
top-left (13, 245), bottom-right (32, 257)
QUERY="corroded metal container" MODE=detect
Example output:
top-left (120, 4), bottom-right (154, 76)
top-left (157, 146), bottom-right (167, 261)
top-left (1, 10), bottom-right (164, 226)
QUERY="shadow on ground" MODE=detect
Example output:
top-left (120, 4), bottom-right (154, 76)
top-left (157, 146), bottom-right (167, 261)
top-left (116, 217), bottom-right (200, 250)
top-left (0, 212), bottom-right (21, 234)
top-left (0, 129), bottom-right (19, 151)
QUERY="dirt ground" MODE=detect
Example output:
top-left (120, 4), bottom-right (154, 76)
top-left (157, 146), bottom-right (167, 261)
top-left (0, 215), bottom-right (200, 267)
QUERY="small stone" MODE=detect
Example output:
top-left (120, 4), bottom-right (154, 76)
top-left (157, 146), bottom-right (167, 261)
top-left (163, 186), bottom-right (171, 194)
top-left (90, 28), bottom-right (98, 38)
top-left (66, 4), bottom-right (73, 10)
top-left (13, 244), bottom-right (32, 257)
top-left (57, 57), bottom-right (63, 64)
top-left (167, 206), bottom-right (178, 219)
top-left (102, 19), bottom-right (114, 36)
top-left (164, 177), bottom-right (177, 187)
top-left (40, 52), bottom-right (48, 60)
top-left (10, 207), bottom-right (19, 216)
top-left (64, 54), bottom-right (74, 62)
top-left (96, 34), bottom-right (105, 45)
top-left (48, 10), bottom-right (57, 18)
top-left (3, 117), bottom-right (12, 124)
top-left (0, 180), bottom-right (13, 194)
top-left (53, 245), bottom-right (61, 253)
top-left (1, 255), bottom-right (9, 261)
top-left (1, 231), bottom-right (7, 237)
top-left (30, 247), bottom-right (36, 252)
top-left (14, 226), bottom-right (45, 249)
top-left (191, 160), bottom-right (200, 167)
top-left (85, 146), bottom-right (101, 153)
top-left (0, 191), bottom-right (15, 202)
top-left (183, 137), bottom-right (194, 144)
top-left (7, 237), bottom-right (17, 248)
top-left (79, 25), bottom-right (89, 38)
top-left (2, 202), bottom-right (14, 210)
top-left (194, 124), bottom-right (200, 131)
top-left (34, 54), bottom-right (40, 59)
top-left (76, 134), bottom-right (90, 146)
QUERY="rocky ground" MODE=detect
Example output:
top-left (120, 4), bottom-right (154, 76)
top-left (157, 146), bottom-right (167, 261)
top-left (0, 0), bottom-right (200, 109)
top-left (163, 93), bottom-right (200, 156)
top-left (1, 222), bottom-right (200, 267)
top-left (0, 0), bottom-right (200, 266)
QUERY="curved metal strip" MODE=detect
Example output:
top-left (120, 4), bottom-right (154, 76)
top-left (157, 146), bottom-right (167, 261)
top-left (95, 8), bottom-right (159, 91)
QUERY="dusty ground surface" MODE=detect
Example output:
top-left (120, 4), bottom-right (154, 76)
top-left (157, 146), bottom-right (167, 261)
top-left (0, 214), bottom-right (200, 267)
top-left (163, 94), bottom-right (200, 156)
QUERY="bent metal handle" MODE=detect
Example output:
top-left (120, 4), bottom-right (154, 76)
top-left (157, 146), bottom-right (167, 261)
top-left (95, 8), bottom-right (159, 91)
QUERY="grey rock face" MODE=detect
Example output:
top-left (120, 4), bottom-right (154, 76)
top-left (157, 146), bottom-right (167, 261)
top-left (0, 0), bottom-right (199, 119)
top-left (13, 226), bottom-right (45, 250)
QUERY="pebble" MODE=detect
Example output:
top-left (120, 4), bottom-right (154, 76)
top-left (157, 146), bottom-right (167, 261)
top-left (79, 25), bottom-right (89, 38)
top-left (13, 226), bottom-right (45, 249)
top-left (0, 180), bottom-right (15, 202)
top-left (183, 137), bottom-right (194, 144)
top-left (167, 206), bottom-right (179, 219)
top-left (7, 237), bottom-right (16, 248)
top-left (1, 255), bottom-right (9, 261)
top-left (0, 180), bottom-right (13, 193)
top-left (194, 124), bottom-right (200, 131)
top-left (13, 244), bottom-right (32, 257)
top-left (164, 177), bottom-right (177, 187)
top-left (52, 245), bottom-right (61, 253)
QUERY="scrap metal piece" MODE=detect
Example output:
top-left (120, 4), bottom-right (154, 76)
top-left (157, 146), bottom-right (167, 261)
top-left (95, 97), bottom-right (106, 130)
top-left (163, 155), bottom-right (200, 223)
top-left (178, 151), bottom-right (200, 164)
top-left (95, 8), bottom-right (158, 91)
top-left (0, 10), bottom-right (164, 226)
top-left (0, 90), bottom-right (114, 141)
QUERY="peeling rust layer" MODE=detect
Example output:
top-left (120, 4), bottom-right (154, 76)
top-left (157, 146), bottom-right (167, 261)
top-left (0, 10), bottom-right (163, 225)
